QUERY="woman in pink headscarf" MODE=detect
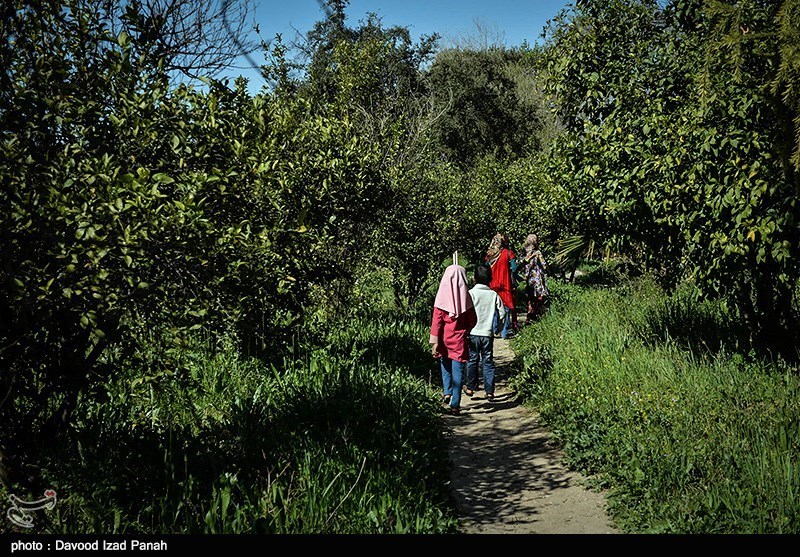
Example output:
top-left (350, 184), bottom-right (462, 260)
top-left (430, 264), bottom-right (478, 415)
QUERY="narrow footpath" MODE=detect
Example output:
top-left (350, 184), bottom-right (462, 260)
top-left (442, 315), bottom-right (619, 534)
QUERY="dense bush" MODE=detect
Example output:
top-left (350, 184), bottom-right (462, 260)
top-left (0, 0), bottom-right (391, 489)
top-left (537, 0), bottom-right (800, 352)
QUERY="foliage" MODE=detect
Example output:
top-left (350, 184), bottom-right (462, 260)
top-left (537, 0), bottom-right (800, 352)
top-left (704, 0), bottom-right (800, 171)
top-left (423, 46), bottom-right (548, 167)
top-left (0, 0), bottom-right (388, 488)
top-left (0, 315), bottom-right (454, 534)
top-left (450, 156), bottom-right (568, 263)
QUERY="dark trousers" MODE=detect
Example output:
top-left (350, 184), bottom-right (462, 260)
top-left (466, 335), bottom-right (496, 395)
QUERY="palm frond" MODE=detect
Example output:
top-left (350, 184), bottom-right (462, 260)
top-left (555, 234), bottom-right (593, 267)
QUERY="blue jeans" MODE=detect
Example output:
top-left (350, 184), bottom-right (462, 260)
top-left (467, 335), bottom-right (496, 395)
top-left (440, 358), bottom-right (465, 409)
top-left (493, 305), bottom-right (512, 338)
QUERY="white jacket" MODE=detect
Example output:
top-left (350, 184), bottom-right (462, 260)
top-left (469, 284), bottom-right (506, 337)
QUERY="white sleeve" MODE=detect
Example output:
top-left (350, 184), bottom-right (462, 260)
top-left (496, 294), bottom-right (506, 318)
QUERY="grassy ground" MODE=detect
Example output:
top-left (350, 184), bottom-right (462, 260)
top-left (510, 269), bottom-right (800, 533)
top-left (2, 314), bottom-right (456, 534)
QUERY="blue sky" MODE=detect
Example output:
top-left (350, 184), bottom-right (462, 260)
top-left (225, 0), bottom-right (572, 91)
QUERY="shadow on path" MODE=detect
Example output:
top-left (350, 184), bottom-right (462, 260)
top-left (442, 310), bottom-right (618, 534)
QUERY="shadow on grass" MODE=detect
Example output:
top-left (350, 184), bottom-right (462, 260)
top-left (358, 333), bottom-right (439, 382)
top-left (25, 357), bottom-right (451, 533)
top-left (574, 265), bottom-right (628, 288)
top-left (548, 260), bottom-right (630, 289)
top-left (634, 293), bottom-right (763, 361)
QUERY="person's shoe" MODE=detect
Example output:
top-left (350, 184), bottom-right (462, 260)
top-left (449, 406), bottom-right (461, 415)
top-left (442, 394), bottom-right (451, 404)
top-left (463, 387), bottom-right (474, 397)
top-left (486, 393), bottom-right (495, 401)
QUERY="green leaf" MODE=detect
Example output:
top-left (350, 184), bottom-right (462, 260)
top-left (152, 173), bottom-right (175, 184)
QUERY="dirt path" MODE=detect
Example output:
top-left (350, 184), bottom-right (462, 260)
top-left (442, 317), bottom-right (618, 534)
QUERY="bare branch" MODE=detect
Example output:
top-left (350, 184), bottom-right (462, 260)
top-left (79, 0), bottom-right (261, 81)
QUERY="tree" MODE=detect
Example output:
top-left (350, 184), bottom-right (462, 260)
top-left (0, 0), bottom-right (388, 490)
top-left (424, 45), bottom-right (547, 167)
top-left (260, 0), bottom-right (451, 309)
top-left (446, 17), bottom-right (507, 51)
top-left (537, 0), bottom-right (800, 354)
top-left (704, 0), bottom-right (800, 173)
top-left (51, 0), bottom-right (259, 81)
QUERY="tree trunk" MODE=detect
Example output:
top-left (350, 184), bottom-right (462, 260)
top-left (749, 259), bottom-right (797, 359)
top-left (0, 447), bottom-right (10, 490)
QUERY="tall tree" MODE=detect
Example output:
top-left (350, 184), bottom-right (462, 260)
top-left (0, 0), bottom-right (388, 490)
top-left (538, 0), bottom-right (800, 353)
top-left (424, 46), bottom-right (546, 167)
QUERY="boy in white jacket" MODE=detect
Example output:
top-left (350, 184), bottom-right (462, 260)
top-left (465, 263), bottom-right (506, 400)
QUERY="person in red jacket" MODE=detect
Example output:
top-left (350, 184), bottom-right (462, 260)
top-left (430, 264), bottom-right (478, 415)
top-left (485, 233), bottom-right (517, 338)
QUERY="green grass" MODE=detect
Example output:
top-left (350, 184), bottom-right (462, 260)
top-left (2, 316), bottom-right (455, 534)
top-left (510, 275), bottom-right (800, 533)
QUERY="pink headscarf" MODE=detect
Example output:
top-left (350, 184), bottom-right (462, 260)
top-left (433, 265), bottom-right (473, 318)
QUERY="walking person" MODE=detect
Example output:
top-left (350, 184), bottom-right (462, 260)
top-left (521, 233), bottom-right (549, 323)
top-left (430, 263), bottom-right (478, 415)
top-left (485, 233), bottom-right (517, 338)
top-left (465, 263), bottom-right (506, 401)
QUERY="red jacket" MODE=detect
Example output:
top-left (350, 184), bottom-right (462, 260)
top-left (489, 248), bottom-right (515, 309)
top-left (430, 306), bottom-right (478, 362)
